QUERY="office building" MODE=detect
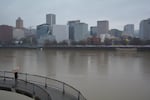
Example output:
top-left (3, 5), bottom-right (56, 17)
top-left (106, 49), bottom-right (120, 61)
top-left (90, 26), bottom-right (97, 36)
top-left (68, 20), bottom-right (80, 41)
top-left (46, 14), bottom-right (56, 26)
top-left (123, 24), bottom-right (134, 37)
top-left (37, 24), bottom-right (55, 44)
top-left (109, 29), bottom-right (122, 38)
top-left (13, 28), bottom-right (25, 40)
top-left (74, 23), bottom-right (88, 42)
top-left (97, 20), bottom-right (109, 35)
top-left (16, 17), bottom-right (23, 29)
top-left (0, 25), bottom-right (13, 43)
top-left (24, 28), bottom-right (36, 37)
top-left (52, 25), bottom-right (69, 43)
top-left (37, 24), bottom-right (51, 38)
top-left (140, 18), bottom-right (150, 40)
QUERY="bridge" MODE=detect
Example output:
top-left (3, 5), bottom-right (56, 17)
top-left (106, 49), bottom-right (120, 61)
top-left (0, 71), bottom-right (86, 100)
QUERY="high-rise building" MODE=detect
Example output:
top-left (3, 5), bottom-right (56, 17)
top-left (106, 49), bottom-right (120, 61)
top-left (74, 23), bottom-right (88, 42)
top-left (140, 18), bottom-right (150, 40)
top-left (90, 26), bottom-right (97, 36)
top-left (123, 24), bottom-right (134, 37)
top-left (46, 14), bottom-right (56, 26)
top-left (36, 24), bottom-right (55, 45)
top-left (0, 25), bottom-right (13, 43)
top-left (68, 20), bottom-right (80, 41)
top-left (37, 24), bottom-right (51, 38)
top-left (52, 25), bottom-right (69, 43)
top-left (97, 20), bottom-right (109, 35)
top-left (16, 17), bottom-right (23, 29)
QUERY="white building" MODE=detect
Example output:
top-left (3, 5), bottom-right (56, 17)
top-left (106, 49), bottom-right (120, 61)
top-left (140, 18), bottom-right (150, 40)
top-left (13, 28), bottom-right (25, 40)
top-left (52, 25), bottom-right (69, 43)
top-left (123, 24), bottom-right (134, 37)
top-left (24, 28), bottom-right (36, 37)
top-left (97, 20), bottom-right (109, 35)
top-left (74, 23), bottom-right (88, 42)
top-left (38, 35), bottom-right (55, 45)
top-left (99, 33), bottom-right (111, 43)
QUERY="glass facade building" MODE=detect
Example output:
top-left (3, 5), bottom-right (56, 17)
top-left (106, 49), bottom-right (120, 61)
top-left (37, 24), bottom-right (50, 38)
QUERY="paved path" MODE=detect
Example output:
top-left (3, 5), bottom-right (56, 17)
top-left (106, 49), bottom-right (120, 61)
top-left (0, 90), bottom-right (33, 100)
top-left (0, 78), bottom-right (77, 100)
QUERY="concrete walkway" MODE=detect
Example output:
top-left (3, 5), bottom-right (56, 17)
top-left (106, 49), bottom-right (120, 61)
top-left (0, 78), bottom-right (77, 100)
top-left (0, 90), bottom-right (33, 100)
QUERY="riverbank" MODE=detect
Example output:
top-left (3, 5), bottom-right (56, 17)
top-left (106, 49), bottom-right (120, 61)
top-left (0, 45), bottom-right (150, 51)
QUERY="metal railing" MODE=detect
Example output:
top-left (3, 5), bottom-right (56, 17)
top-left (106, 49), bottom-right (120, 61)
top-left (0, 71), bottom-right (51, 100)
top-left (0, 71), bottom-right (86, 100)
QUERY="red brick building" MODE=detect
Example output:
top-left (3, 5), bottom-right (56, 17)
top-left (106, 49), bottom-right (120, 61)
top-left (0, 25), bottom-right (13, 43)
top-left (87, 36), bottom-right (101, 44)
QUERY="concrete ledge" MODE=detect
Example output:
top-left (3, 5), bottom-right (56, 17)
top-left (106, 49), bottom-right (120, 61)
top-left (16, 89), bottom-right (33, 98)
top-left (0, 86), bottom-right (11, 91)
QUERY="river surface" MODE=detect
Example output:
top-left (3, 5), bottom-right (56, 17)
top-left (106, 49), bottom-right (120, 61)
top-left (0, 48), bottom-right (150, 100)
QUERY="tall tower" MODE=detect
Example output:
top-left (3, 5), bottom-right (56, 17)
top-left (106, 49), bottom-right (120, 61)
top-left (97, 20), bottom-right (109, 35)
top-left (74, 23), bottom-right (88, 42)
top-left (16, 17), bottom-right (23, 29)
top-left (68, 20), bottom-right (80, 41)
top-left (46, 14), bottom-right (56, 26)
top-left (123, 24), bottom-right (134, 37)
top-left (90, 26), bottom-right (97, 36)
top-left (140, 18), bottom-right (150, 40)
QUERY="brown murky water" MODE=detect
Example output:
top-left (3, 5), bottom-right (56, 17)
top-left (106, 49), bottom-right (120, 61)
top-left (0, 49), bottom-right (150, 100)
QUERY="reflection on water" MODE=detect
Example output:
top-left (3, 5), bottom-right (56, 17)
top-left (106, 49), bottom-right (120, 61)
top-left (0, 49), bottom-right (150, 100)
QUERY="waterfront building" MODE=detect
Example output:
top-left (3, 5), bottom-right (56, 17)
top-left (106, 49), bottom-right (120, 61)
top-left (134, 30), bottom-right (139, 38)
top-left (52, 25), bottom-right (69, 43)
top-left (46, 14), bottom-right (56, 26)
top-left (38, 35), bottom-right (55, 45)
top-left (37, 24), bottom-right (55, 44)
top-left (37, 24), bottom-right (51, 38)
top-left (123, 24), bottom-right (134, 37)
top-left (109, 29), bottom-right (122, 38)
top-left (97, 20), bottom-right (109, 35)
top-left (46, 14), bottom-right (56, 35)
top-left (16, 17), bottom-right (23, 29)
top-left (68, 20), bottom-right (80, 41)
top-left (0, 25), bottom-right (13, 43)
top-left (13, 28), bottom-right (25, 40)
top-left (140, 18), bottom-right (150, 40)
top-left (90, 26), bottom-right (97, 36)
top-left (24, 28), bottom-right (36, 37)
top-left (74, 23), bottom-right (88, 42)
top-left (87, 36), bottom-right (101, 44)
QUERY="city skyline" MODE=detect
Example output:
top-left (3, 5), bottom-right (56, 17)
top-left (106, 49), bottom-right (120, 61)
top-left (0, 0), bottom-right (149, 30)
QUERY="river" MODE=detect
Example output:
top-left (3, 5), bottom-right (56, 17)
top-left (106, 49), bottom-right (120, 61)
top-left (0, 48), bottom-right (150, 100)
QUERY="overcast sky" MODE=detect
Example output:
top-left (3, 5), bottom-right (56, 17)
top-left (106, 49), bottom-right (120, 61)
top-left (0, 0), bottom-right (150, 30)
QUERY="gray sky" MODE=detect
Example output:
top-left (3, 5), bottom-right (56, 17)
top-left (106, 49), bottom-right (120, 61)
top-left (0, 0), bottom-right (150, 30)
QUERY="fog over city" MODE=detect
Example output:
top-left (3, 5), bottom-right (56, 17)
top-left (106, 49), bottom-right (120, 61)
top-left (0, 0), bottom-right (150, 30)
top-left (1, 1), bottom-right (150, 100)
